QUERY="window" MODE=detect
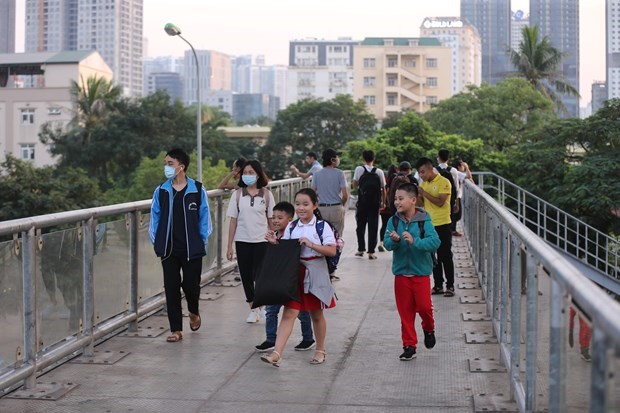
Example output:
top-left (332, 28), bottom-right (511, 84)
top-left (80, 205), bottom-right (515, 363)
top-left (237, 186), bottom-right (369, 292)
top-left (20, 109), bottom-right (35, 125)
top-left (426, 96), bottom-right (438, 104)
top-left (363, 58), bottom-right (376, 68)
top-left (20, 144), bottom-right (35, 161)
top-left (387, 75), bottom-right (397, 86)
top-left (387, 58), bottom-right (398, 67)
top-left (48, 107), bottom-right (62, 116)
top-left (426, 58), bottom-right (438, 68)
top-left (404, 59), bottom-right (416, 68)
top-left (363, 76), bottom-right (376, 87)
top-left (427, 77), bottom-right (438, 87)
top-left (387, 95), bottom-right (397, 105)
top-left (364, 95), bottom-right (376, 105)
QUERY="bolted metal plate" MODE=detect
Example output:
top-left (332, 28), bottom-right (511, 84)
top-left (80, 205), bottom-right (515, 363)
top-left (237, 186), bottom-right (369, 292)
top-left (473, 393), bottom-right (519, 412)
top-left (462, 311), bottom-right (491, 321)
top-left (199, 291), bottom-right (223, 301)
top-left (458, 282), bottom-right (480, 289)
top-left (218, 279), bottom-right (242, 287)
top-left (6, 381), bottom-right (79, 401)
top-left (460, 295), bottom-right (486, 304)
top-left (455, 262), bottom-right (475, 268)
top-left (70, 350), bottom-right (130, 365)
top-left (465, 331), bottom-right (498, 344)
top-left (119, 325), bottom-right (167, 338)
top-left (469, 358), bottom-right (506, 373)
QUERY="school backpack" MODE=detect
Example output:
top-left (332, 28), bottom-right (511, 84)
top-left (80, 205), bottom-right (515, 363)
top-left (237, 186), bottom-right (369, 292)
top-left (357, 167), bottom-right (382, 205)
top-left (435, 166), bottom-right (457, 214)
top-left (390, 215), bottom-right (437, 267)
top-left (289, 219), bottom-right (344, 275)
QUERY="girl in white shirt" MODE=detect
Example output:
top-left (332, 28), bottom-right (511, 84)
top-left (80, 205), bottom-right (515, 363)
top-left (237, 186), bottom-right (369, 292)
top-left (261, 188), bottom-right (336, 367)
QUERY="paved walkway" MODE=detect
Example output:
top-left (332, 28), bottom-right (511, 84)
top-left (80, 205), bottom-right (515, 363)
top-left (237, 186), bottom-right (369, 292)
top-left (0, 212), bottom-right (511, 413)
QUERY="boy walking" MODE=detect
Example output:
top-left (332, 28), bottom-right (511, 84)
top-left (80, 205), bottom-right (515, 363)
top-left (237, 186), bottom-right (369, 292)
top-left (255, 201), bottom-right (315, 352)
top-left (384, 183), bottom-right (440, 360)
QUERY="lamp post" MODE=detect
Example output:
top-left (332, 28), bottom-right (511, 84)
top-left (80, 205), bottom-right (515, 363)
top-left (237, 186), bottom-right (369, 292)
top-left (164, 23), bottom-right (202, 181)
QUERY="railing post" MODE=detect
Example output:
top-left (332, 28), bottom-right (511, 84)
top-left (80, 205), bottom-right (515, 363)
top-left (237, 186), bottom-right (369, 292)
top-left (82, 218), bottom-right (95, 357)
top-left (509, 237), bottom-right (522, 402)
top-left (548, 279), bottom-right (567, 413)
top-left (22, 227), bottom-right (37, 390)
top-left (485, 214), bottom-right (493, 301)
top-left (215, 195), bottom-right (223, 284)
top-left (492, 220), bottom-right (501, 321)
top-left (589, 327), bottom-right (611, 413)
top-left (500, 225), bottom-right (509, 349)
top-left (128, 213), bottom-right (139, 333)
top-left (525, 255), bottom-right (539, 412)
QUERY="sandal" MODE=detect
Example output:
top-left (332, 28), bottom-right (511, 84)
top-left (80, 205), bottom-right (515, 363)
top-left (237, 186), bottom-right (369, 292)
top-left (368, 253), bottom-right (377, 260)
top-left (189, 312), bottom-right (201, 331)
top-left (166, 331), bottom-right (183, 342)
top-left (431, 287), bottom-right (444, 295)
top-left (444, 288), bottom-right (455, 297)
top-left (310, 350), bottom-right (326, 365)
top-left (260, 350), bottom-right (281, 367)
top-left (355, 251), bottom-right (364, 257)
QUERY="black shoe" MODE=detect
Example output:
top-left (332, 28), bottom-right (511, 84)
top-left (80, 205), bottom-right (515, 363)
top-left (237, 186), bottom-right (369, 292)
top-left (294, 339), bottom-right (316, 351)
top-left (423, 330), bottom-right (436, 349)
top-left (255, 340), bottom-right (275, 352)
top-left (399, 346), bottom-right (416, 361)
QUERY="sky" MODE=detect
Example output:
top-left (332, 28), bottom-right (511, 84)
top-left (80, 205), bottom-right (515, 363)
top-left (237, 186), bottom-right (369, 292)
top-left (15, 0), bottom-right (605, 105)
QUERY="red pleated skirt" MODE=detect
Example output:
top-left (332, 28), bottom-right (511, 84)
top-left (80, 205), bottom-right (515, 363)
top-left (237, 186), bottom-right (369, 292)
top-left (285, 260), bottom-right (336, 311)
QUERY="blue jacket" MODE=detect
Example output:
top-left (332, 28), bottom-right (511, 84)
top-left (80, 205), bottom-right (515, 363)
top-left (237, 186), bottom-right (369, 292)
top-left (149, 178), bottom-right (212, 260)
top-left (383, 208), bottom-right (440, 276)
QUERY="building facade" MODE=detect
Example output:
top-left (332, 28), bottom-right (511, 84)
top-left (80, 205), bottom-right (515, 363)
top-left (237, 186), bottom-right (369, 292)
top-left (0, 51), bottom-right (113, 167)
top-left (510, 10), bottom-right (529, 51)
top-left (353, 37), bottom-right (452, 119)
top-left (0, 0), bottom-right (16, 53)
top-left (530, 0), bottom-right (579, 117)
top-left (287, 38), bottom-right (359, 106)
top-left (145, 72), bottom-right (183, 102)
top-left (460, 0), bottom-right (512, 85)
top-left (183, 49), bottom-right (232, 106)
top-left (25, 0), bottom-right (143, 97)
top-left (143, 55), bottom-right (183, 96)
top-left (420, 17), bottom-right (482, 95)
top-left (607, 0), bottom-right (620, 100)
top-left (591, 81), bottom-right (608, 113)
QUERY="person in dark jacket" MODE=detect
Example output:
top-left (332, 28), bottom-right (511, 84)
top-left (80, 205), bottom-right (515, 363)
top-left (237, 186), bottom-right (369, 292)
top-left (149, 148), bottom-right (212, 342)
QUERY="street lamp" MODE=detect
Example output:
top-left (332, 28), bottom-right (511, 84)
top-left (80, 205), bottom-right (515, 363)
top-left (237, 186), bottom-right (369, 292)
top-left (164, 23), bottom-right (202, 181)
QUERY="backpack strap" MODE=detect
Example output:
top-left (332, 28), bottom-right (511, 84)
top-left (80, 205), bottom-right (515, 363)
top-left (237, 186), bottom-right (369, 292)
top-left (370, 167), bottom-right (377, 174)
top-left (236, 187), bottom-right (271, 217)
top-left (315, 220), bottom-right (325, 245)
top-left (196, 181), bottom-right (202, 210)
top-left (288, 219), bottom-right (300, 237)
top-left (391, 215), bottom-right (425, 238)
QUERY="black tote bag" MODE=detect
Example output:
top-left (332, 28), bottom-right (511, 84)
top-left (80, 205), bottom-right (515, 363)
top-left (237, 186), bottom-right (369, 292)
top-left (252, 239), bottom-right (301, 308)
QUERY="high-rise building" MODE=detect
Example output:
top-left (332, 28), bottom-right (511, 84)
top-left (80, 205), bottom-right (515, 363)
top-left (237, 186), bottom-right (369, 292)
top-left (183, 50), bottom-right (231, 105)
top-left (607, 0), bottom-right (620, 100)
top-left (353, 37), bottom-right (452, 118)
top-left (25, 0), bottom-right (144, 97)
top-left (420, 17), bottom-right (482, 95)
top-left (591, 81), bottom-right (608, 113)
top-left (530, 0), bottom-right (579, 117)
top-left (287, 38), bottom-right (359, 106)
top-left (460, 0), bottom-right (512, 85)
top-left (143, 56), bottom-right (183, 96)
top-left (0, 0), bottom-right (16, 53)
top-left (510, 10), bottom-right (529, 51)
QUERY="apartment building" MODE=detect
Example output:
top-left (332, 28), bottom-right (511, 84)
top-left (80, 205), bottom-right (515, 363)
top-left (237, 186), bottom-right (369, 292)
top-left (0, 0), bottom-right (16, 53)
top-left (183, 49), bottom-right (232, 106)
top-left (353, 37), bottom-right (452, 118)
top-left (0, 50), bottom-right (112, 167)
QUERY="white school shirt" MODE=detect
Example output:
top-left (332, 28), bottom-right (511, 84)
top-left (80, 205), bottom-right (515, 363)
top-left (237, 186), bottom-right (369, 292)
top-left (226, 188), bottom-right (275, 243)
top-left (353, 164), bottom-right (387, 188)
top-left (282, 216), bottom-right (336, 258)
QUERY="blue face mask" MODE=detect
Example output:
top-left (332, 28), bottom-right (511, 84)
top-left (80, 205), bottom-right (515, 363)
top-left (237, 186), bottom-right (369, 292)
top-left (164, 165), bottom-right (177, 179)
top-left (242, 175), bottom-right (258, 186)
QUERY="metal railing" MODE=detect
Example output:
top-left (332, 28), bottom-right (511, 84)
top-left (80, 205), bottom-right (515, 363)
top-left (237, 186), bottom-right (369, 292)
top-left (462, 179), bottom-right (620, 413)
top-left (0, 176), bottom-right (312, 393)
top-left (472, 172), bottom-right (620, 288)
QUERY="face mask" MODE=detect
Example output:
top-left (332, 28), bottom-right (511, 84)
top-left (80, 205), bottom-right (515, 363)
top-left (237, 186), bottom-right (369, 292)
top-left (242, 175), bottom-right (258, 186)
top-left (164, 165), bottom-right (177, 179)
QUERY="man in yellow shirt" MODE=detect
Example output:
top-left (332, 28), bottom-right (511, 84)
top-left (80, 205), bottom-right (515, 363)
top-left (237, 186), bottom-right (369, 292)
top-left (415, 157), bottom-right (455, 297)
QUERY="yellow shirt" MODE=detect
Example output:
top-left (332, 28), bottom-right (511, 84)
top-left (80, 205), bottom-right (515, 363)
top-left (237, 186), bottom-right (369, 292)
top-left (420, 173), bottom-right (452, 226)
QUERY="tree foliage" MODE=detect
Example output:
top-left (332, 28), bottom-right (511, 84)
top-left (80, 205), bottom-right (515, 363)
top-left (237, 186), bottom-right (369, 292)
top-left (261, 95), bottom-right (376, 178)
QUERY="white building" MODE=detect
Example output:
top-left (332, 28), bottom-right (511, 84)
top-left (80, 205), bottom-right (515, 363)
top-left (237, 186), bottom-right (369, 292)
top-left (286, 38), bottom-right (359, 106)
top-left (25, 0), bottom-right (143, 97)
top-left (183, 49), bottom-right (231, 106)
top-left (607, 0), bottom-right (620, 99)
top-left (420, 17), bottom-right (482, 95)
top-left (0, 50), bottom-right (113, 167)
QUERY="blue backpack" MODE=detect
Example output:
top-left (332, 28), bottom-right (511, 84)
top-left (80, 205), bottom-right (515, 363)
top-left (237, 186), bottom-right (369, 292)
top-left (289, 219), bottom-right (343, 274)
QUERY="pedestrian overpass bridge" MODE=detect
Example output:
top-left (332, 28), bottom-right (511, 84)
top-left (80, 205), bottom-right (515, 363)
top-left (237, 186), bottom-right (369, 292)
top-left (0, 173), bottom-right (618, 413)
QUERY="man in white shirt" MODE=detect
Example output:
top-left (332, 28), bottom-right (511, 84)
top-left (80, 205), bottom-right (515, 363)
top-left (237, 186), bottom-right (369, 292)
top-left (352, 150), bottom-right (386, 260)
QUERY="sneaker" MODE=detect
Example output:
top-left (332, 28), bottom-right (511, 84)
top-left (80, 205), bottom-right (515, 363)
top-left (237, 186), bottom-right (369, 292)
top-left (423, 330), bottom-right (436, 349)
top-left (399, 346), bottom-right (416, 361)
top-left (246, 310), bottom-right (259, 323)
top-left (378, 244), bottom-right (386, 252)
top-left (255, 340), bottom-right (275, 352)
top-left (580, 347), bottom-right (592, 362)
top-left (294, 339), bottom-right (316, 351)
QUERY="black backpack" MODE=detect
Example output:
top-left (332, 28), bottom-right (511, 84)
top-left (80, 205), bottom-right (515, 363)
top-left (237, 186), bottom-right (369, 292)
top-left (435, 166), bottom-right (457, 214)
top-left (357, 167), bottom-right (382, 205)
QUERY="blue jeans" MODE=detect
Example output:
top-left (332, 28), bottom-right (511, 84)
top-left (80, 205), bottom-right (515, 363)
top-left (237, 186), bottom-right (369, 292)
top-left (265, 304), bottom-right (313, 343)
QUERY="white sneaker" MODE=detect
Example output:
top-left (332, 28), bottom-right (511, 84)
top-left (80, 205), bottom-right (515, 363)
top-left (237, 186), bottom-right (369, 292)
top-left (246, 310), bottom-right (259, 323)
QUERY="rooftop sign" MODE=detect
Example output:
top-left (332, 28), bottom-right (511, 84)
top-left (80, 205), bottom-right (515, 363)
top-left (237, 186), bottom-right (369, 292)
top-left (422, 19), bottom-right (464, 29)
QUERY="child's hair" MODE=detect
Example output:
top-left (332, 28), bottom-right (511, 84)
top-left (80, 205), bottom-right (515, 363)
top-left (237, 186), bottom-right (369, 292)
top-left (295, 188), bottom-right (323, 220)
top-left (273, 201), bottom-right (295, 218)
top-left (396, 182), bottom-right (418, 198)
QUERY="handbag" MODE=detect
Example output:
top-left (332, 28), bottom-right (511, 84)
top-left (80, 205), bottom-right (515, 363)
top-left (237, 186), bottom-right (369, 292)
top-left (252, 239), bottom-right (301, 308)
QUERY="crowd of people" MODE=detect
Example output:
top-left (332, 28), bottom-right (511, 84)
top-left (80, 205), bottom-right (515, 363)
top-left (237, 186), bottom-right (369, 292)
top-left (147, 146), bottom-right (505, 364)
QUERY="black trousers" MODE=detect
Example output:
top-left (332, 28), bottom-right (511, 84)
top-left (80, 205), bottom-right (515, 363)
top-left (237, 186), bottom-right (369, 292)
top-left (450, 198), bottom-right (462, 232)
top-left (235, 241), bottom-right (268, 303)
top-left (161, 255), bottom-right (203, 332)
top-left (355, 202), bottom-right (380, 254)
top-left (433, 224), bottom-right (455, 290)
top-left (379, 212), bottom-right (390, 242)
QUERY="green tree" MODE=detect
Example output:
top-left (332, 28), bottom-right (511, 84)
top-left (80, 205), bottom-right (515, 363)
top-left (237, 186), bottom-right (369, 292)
top-left (261, 95), bottom-right (376, 177)
top-left (425, 78), bottom-right (555, 151)
top-left (509, 25), bottom-right (580, 113)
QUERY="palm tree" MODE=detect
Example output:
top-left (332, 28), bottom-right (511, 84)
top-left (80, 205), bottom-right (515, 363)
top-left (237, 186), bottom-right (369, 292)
top-left (70, 75), bottom-right (123, 142)
top-left (509, 25), bottom-right (580, 113)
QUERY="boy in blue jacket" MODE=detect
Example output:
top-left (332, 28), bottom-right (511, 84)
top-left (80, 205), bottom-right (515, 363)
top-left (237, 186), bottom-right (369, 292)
top-left (384, 183), bottom-right (440, 360)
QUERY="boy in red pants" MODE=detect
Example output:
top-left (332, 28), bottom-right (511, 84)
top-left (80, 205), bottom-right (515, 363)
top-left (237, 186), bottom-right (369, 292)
top-left (384, 183), bottom-right (440, 360)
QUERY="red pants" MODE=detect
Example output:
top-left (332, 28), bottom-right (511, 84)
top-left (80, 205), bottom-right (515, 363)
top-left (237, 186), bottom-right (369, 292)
top-left (569, 307), bottom-right (592, 349)
top-left (394, 275), bottom-right (435, 348)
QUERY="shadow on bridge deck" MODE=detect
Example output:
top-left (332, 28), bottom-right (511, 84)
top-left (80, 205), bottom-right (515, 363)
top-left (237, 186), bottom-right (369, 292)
top-left (0, 212), bottom-right (513, 413)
